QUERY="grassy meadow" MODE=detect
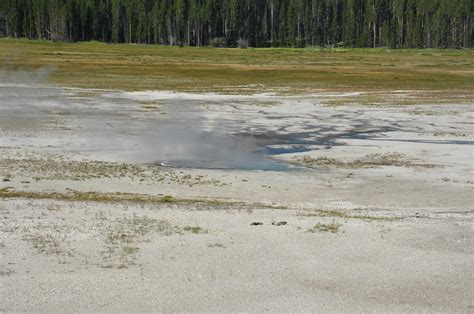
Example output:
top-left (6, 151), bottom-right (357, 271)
top-left (0, 39), bottom-right (472, 103)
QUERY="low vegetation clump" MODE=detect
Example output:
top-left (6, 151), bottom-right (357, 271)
top-left (122, 245), bottom-right (140, 256)
top-left (0, 187), bottom-right (288, 211)
top-left (139, 100), bottom-right (164, 113)
top-left (301, 156), bottom-right (345, 167)
top-left (25, 233), bottom-right (64, 256)
top-left (0, 187), bottom-right (239, 208)
top-left (19, 227), bottom-right (75, 264)
top-left (0, 154), bottom-right (229, 187)
top-left (237, 39), bottom-right (249, 49)
top-left (299, 210), bottom-right (395, 222)
top-left (300, 153), bottom-right (438, 169)
top-left (105, 216), bottom-right (180, 245)
top-left (160, 195), bottom-right (175, 203)
top-left (183, 226), bottom-right (206, 234)
top-left (101, 215), bottom-right (182, 269)
top-left (308, 221), bottom-right (343, 234)
top-left (210, 37), bottom-right (226, 48)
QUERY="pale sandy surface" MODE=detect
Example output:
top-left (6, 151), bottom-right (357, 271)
top-left (0, 86), bottom-right (473, 312)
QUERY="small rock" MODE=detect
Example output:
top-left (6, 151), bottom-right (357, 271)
top-left (250, 222), bottom-right (263, 226)
top-left (272, 221), bottom-right (288, 226)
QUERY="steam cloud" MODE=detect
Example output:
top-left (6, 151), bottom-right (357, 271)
top-left (0, 66), bottom-right (287, 170)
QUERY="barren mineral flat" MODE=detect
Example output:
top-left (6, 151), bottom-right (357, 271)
top-left (0, 42), bottom-right (473, 312)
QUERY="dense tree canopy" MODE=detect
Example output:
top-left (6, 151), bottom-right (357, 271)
top-left (0, 0), bottom-right (472, 48)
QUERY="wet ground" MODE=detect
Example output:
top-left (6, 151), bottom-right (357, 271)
top-left (0, 83), bottom-right (294, 170)
top-left (2, 83), bottom-right (472, 172)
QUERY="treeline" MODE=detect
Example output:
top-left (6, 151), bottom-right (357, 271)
top-left (1, 0), bottom-right (472, 48)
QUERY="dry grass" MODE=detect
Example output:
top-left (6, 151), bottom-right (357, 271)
top-left (0, 187), bottom-right (234, 207)
top-left (324, 90), bottom-right (474, 107)
top-left (308, 221), bottom-right (343, 233)
top-left (299, 209), bottom-right (396, 222)
top-left (105, 216), bottom-right (179, 245)
top-left (0, 187), bottom-right (286, 210)
top-left (299, 153), bottom-right (439, 169)
top-left (0, 155), bottom-right (228, 187)
top-left (101, 215), bottom-right (181, 269)
top-left (183, 226), bottom-right (206, 234)
top-left (1, 39), bottom-right (472, 99)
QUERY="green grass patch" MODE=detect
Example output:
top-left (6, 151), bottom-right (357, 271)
top-left (1, 39), bottom-right (472, 97)
top-left (183, 226), bottom-right (206, 234)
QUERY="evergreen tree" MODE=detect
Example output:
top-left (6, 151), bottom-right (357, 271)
top-left (0, 0), bottom-right (471, 48)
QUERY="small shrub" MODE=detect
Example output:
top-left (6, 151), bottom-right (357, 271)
top-left (237, 38), bottom-right (249, 49)
top-left (184, 226), bottom-right (205, 234)
top-left (160, 195), bottom-right (174, 203)
top-left (210, 37), bottom-right (225, 48)
top-left (308, 220), bottom-right (342, 233)
top-left (122, 246), bottom-right (139, 256)
top-left (295, 37), bottom-right (307, 48)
